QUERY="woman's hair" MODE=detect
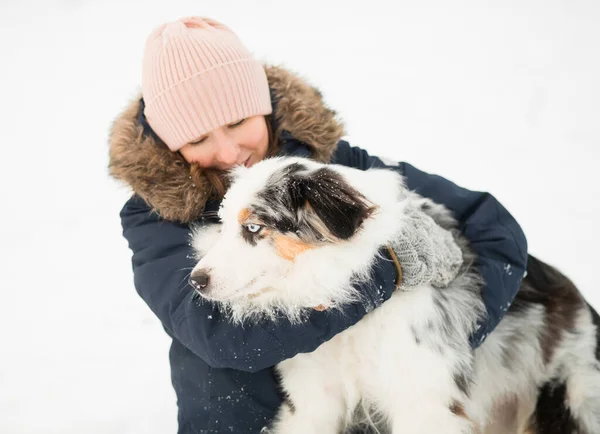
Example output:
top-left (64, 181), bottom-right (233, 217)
top-left (188, 115), bottom-right (279, 200)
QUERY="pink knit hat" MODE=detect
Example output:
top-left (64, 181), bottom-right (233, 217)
top-left (141, 17), bottom-right (273, 151)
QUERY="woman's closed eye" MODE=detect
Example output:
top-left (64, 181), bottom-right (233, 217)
top-left (228, 118), bottom-right (246, 128)
top-left (189, 136), bottom-right (207, 146)
top-left (187, 118), bottom-right (246, 147)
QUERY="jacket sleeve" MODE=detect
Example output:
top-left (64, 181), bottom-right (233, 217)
top-left (332, 141), bottom-right (528, 347)
top-left (121, 195), bottom-right (398, 372)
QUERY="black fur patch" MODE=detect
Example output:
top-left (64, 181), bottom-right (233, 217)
top-left (588, 303), bottom-right (600, 361)
top-left (453, 371), bottom-right (471, 398)
top-left (411, 325), bottom-right (422, 345)
top-left (420, 202), bottom-right (432, 212)
top-left (255, 163), bottom-right (374, 242)
top-left (532, 381), bottom-right (580, 433)
top-left (273, 368), bottom-right (296, 414)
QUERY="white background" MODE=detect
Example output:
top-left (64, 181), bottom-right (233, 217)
top-left (1, 1), bottom-right (599, 432)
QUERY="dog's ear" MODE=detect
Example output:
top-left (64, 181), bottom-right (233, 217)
top-left (291, 167), bottom-right (375, 241)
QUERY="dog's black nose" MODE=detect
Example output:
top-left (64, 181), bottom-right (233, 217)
top-left (189, 270), bottom-right (210, 292)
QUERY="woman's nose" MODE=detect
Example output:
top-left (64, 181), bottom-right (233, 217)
top-left (216, 138), bottom-right (240, 166)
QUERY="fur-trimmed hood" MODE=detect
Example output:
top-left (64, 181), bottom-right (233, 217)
top-left (108, 65), bottom-right (345, 223)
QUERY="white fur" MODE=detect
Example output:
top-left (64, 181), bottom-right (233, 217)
top-left (191, 157), bottom-right (600, 434)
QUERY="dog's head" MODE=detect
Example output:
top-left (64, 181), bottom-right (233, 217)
top-left (189, 157), bottom-right (401, 320)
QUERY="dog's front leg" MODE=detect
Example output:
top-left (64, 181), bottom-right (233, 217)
top-left (264, 355), bottom-right (349, 434)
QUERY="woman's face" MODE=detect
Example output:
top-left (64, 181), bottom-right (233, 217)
top-left (179, 115), bottom-right (269, 170)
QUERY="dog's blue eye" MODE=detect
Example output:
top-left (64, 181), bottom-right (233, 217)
top-left (246, 224), bottom-right (262, 234)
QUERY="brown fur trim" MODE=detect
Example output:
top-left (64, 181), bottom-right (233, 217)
top-left (108, 65), bottom-right (345, 223)
top-left (108, 97), bottom-right (210, 222)
top-left (265, 65), bottom-right (345, 163)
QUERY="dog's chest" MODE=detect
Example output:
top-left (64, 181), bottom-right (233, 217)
top-left (277, 286), bottom-right (455, 405)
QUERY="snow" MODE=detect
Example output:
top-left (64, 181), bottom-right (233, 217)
top-left (1, 1), bottom-right (599, 432)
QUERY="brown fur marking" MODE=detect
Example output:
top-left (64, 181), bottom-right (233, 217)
top-left (540, 281), bottom-right (582, 364)
top-left (450, 402), bottom-right (481, 433)
top-left (237, 208), bottom-right (252, 225)
top-left (515, 256), bottom-right (584, 365)
top-left (274, 234), bottom-right (315, 261)
top-left (450, 401), bottom-right (468, 418)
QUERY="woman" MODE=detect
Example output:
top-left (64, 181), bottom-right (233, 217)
top-left (109, 17), bottom-right (527, 434)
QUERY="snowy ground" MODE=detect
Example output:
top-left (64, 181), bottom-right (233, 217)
top-left (1, 1), bottom-right (599, 433)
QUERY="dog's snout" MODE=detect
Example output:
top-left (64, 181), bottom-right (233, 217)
top-left (189, 269), bottom-right (210, 292)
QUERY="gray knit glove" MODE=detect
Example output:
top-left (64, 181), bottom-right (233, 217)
top-left (388, 203), bottom-right (463, 290)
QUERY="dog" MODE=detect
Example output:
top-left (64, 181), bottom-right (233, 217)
top-left (189, 157), bottom-right (600, 433)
